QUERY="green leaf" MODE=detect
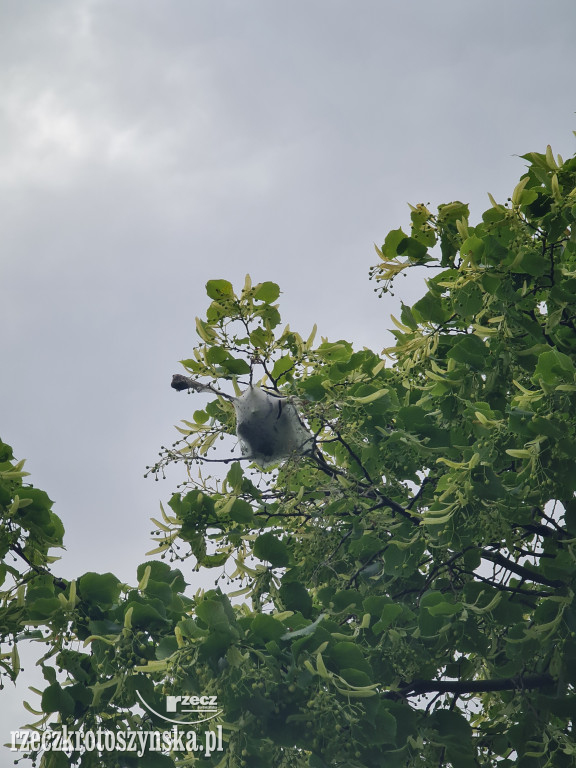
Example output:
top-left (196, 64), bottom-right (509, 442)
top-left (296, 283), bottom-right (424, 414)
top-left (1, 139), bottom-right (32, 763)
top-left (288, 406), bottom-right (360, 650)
top-left (221, 357), bottom-right (251, 375)
top-left (316, 341), bottom-right (354, 363)
top-left (420, 591), bottom-right (445, 608)
top-left (16, 487), bottom-right (53, 512)
top-left (349, 533), bottom-right (384, 561)
top-left (381, 228), bottom-right (408, 258)
top-left (141, 579), bottom-right (171, 604)
top-left (250, 326), bottom-right (273, 348)
top-left (412, 291), bottom-right (450, 324)
top-left (330, 642), bottom-right (372, 675)
top-left (372, 708), bottom-right (397, 745)
top-left (438, 201), bottom-right (470, 223)
top-left (396, 405), bottom-right (446, 446)
top-left (126, 600), bottom-right (170, 630)
top-left (271, 355), bottom-right (294, 380)
top-left (372, 604), bottom-right (403, 633)
top-left (460, 234), bottom-right (485, 261)
top-left (279, 581), bottom-right (312, 617)
top-left (338, 667), bottom-right (372, 686)
top-left (229, 498), bottom-right (254, 524)
top-left (226, 462), bottom-right (243, 492)
top-left (41, 683), bottom-right (75, 717)
top-left (251, 613), bottom-right (285, 641)
top-left (254, 304), bottom-right (282, 327)
top-left (298, 374), bottom-right (327, 401)
top-left (206, 279), bottom-right (235, 300)
top-left (169, 489), bottom-right (215, 520)
top-left (195, 599), bottom-right (232, 632)
top-left (410, 205), bottom-right (436, 247)
top-left (514, 249), bottom-right (548, 276)
top-left (453, 282), bottom-right (483, 318)
top-left (533, 348), bottom-right (574, 386)
top-left (400, 301), bottom-right (418, 330)
top-left (26, 596), bottom-right (62, 619)
top-left (427, 600), bottom-right (462, 616)
top-left (200, 551), bottom-right (230, 567)
top-left (447, 334), bottom-right (488, 368)
top-left (397, 235), bottom-right (428, 261)
top-left (193, 408), bottom-right (209, 424)
top-left (156, 636), bottom-right (178, 659)
top-left (206, 346), bottom-right (229, 364)
top-left (253, 532), bottom-right (290, 567)
top-left (331, 589), bottom-right (361, 610)
top-left (430, 709), bottom-right (473, 741)
top-left (78, 573), bottom-right (122, 607)
top-left (253, 281), bottom-right (281, 303)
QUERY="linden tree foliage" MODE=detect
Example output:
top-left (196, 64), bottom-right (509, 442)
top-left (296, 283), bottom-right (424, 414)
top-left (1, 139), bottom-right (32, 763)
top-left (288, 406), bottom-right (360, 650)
top-left (140, 144), bottom-right (575, 767)
top-left (0, 439), bottom-right (65, 686)
top-left (5, 141), bottom-right (576, 768)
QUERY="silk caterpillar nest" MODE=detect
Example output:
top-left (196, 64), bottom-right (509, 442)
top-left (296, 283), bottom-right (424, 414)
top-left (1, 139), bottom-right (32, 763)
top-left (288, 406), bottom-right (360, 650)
top-left (233, 386), bottom-right (313, 468)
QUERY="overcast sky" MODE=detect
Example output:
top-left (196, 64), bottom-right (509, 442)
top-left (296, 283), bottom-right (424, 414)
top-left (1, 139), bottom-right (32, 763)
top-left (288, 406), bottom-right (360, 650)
top-left (1, 0), bottom-right (576, 735)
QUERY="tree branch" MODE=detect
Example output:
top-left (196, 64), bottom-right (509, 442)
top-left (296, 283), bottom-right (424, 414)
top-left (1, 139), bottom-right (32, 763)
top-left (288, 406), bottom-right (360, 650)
top-left (389, 673), bottom-right (554, 699)
top-left (481, 550), bottom-right (565, 589)
top-left (171, 374), bottom-right (236, 401)
top-left (407, 475), bottom-right (436, 510)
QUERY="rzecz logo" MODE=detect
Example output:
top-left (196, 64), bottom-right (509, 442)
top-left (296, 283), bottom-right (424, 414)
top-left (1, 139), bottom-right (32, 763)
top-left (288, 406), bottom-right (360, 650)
top-left (136, 692), bottom-right (221, 725)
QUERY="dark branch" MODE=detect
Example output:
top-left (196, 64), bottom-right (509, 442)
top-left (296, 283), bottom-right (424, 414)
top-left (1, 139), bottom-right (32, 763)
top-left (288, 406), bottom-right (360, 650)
top-left (171, 374), bottom-right (235, 401)
top-left (520, 522), bottom-right (564, 540)
top-left (407, 475), bottom-right (436, 510)
top-left (332, 428), bottom-right (376, 486)
top-left (389, 673), bottom-right (554, 699)
top-left (457, 566), bottom-right (553, 599)
top-left (364, 495), bottom-right (417, 524)
top-left (481, 550), bottom-right (565, 589)
top-left (12, 542), bottom-right (67, 590)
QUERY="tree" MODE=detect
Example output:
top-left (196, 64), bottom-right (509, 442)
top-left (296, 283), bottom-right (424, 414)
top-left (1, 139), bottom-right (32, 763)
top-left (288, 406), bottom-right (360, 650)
top-left (3, 140), bottom-right (576, 767)
top-left (0, 440), bottom-right (65, 689)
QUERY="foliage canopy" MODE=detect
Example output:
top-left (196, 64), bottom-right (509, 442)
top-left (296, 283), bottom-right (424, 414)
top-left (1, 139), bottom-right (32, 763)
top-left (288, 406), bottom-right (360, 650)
top-left (2, 141), bottom-right (576, 767)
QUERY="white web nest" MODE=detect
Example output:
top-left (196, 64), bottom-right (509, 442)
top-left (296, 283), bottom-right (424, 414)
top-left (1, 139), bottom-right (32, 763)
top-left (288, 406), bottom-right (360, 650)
top-left (233, 386), bottom-right (313, 468)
